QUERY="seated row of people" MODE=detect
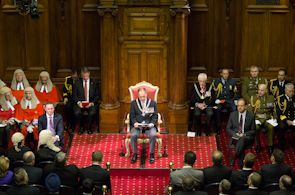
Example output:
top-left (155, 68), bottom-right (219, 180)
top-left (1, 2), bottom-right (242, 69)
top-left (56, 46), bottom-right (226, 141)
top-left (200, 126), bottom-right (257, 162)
top-left (170, 150), bottom-right (293, 192)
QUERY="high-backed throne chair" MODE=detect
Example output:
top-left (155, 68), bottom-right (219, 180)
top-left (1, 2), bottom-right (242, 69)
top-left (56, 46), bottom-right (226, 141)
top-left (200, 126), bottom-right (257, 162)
top-left (124, 81), bottom-right (164, 158)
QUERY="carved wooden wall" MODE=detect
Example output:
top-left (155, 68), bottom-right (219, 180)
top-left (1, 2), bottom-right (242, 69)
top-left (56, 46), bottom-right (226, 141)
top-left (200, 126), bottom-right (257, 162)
top-left (0, 0), bottom-right (294, 133)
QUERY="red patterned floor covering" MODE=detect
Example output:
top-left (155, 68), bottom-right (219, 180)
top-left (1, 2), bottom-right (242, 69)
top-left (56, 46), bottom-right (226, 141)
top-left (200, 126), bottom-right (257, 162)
top-left (67, 133), bottom-right (217, 169)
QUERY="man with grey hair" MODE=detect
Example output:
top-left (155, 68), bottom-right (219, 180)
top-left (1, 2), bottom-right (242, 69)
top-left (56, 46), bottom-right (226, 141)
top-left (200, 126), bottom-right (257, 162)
top-left (23, 151), bottom-right (43, 184)
top-left (276, 83), bottom-right (295, 150)
top-left (79, 150), bottom-right (111, 191)
top-left (7, 168), bottom-right (40, 195)
top-left (189, 73), bottom-right (216, 136)
top-left (219, 179), bottom-right (231, 195)
top-left (270, 175), bottom-right (295, 195)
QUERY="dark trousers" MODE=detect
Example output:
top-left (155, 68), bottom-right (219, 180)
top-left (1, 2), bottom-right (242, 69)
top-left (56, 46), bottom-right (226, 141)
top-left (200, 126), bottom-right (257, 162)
top-left (193, 107), bottom-right (214, 135)
top-left (277, 120), bottom-right (295, 149)
top-left (73, 104), bottom-right (98, 131)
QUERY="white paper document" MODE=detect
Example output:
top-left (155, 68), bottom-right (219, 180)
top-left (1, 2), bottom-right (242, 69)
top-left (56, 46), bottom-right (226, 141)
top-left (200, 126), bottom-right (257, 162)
top-left (255, 120), bottom-right (261, 125)
top-left (187, 131), bottom-right (196, 137)
top-left (266, 119), bottom-right (278, 127)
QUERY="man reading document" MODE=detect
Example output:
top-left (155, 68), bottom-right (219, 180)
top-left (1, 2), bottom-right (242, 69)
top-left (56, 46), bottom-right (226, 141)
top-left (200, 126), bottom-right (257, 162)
top-left (130, 88), bottom-right (158, 164)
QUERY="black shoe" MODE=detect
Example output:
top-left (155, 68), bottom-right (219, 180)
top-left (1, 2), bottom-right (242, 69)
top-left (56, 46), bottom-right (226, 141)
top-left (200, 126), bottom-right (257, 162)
top-left (78, 130), bottom-right (84, 135)
top-left (130, 154), bottom-right (137, 164)
top-left (268, 146), bottom-right (274, 155)
top-left (87, 130), bottom-right (93, 134)
top-left (149, 153), bottom-right (155, 164)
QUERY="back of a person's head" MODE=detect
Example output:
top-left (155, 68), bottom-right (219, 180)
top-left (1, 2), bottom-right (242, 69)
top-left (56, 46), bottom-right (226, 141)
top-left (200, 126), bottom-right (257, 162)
top-left (23, 151), bottom-right (35, 166)
top-left (184, 151), bottom-right (196, 166)
top-left (0, 156), bottom-right (10, 177)
top-left (219, 179), bottom-right (231, 194)
top-left (243, 153), bottom-right (256, 168)
top-left (82, 178), bottom-right (94, 194)
top-left (279, 175), bottom-right (293, 191)
top-left (45, 173), bottom-right (61, 193)
top-left (92, 151), bottom-right (103, 163)
top-left (14, 168), bottom-right (29, 186)
top-left (55, 152), bottom-right (66, 167)
top-left (182, 176), bottom-right (195, 191)
top-left (212, 150), bottom-right (223, 166)
top-left (248, 172), bottom-right (261, 188)
top-left (272, 149), bottom-right (284, 164)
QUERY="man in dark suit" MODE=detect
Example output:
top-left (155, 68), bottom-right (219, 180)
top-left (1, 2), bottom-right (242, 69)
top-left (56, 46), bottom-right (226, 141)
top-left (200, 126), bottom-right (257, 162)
top-left (38, 102), bottom-right (64, 147)
top-left (276, 83), bottom-right (295, 150)
top-left (203, 150), bottom-right (232, 185)
top-left (129, 88), bottom-right (158, 164)
top-left (260, 149), bottom-right (292, 187)
top-left (79, 150), bottom-right (111, 191)
top-left (236, 172), bottom-right (268, 195)
top-left (230, 153), bottom-right (256, 190)
top-left (73, 67), bottom-right (99, 134)
top-left (270, 175), bottom-right (295, 195)
top-left (7, 168), bottom-right (40, 195)
top-left (43, 152), bottom-right (79, 188)
top-left (22, 151), bottom-right (43, 184)
top-left (189, 73), bottom-right (216, 136)
top-left (270, 69), bottom-right (291, 99)
top-left (226, 98), bottom-right (256, 167)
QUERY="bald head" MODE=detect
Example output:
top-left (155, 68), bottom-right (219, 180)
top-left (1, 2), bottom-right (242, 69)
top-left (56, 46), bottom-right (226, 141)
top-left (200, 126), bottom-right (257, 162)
top-left (258, 84), bottom-right (267, 97)
top-left (23, 151), bottom-right (35, 166)
top-left (279, 175), bottom-right (293, 190)
top-left (212, 150), bottom-right (223, 166)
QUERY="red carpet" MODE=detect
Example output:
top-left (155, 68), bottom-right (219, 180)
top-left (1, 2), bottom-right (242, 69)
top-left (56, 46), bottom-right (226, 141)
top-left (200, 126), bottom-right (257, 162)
top-left (67, 134), bottom-right (217, 169)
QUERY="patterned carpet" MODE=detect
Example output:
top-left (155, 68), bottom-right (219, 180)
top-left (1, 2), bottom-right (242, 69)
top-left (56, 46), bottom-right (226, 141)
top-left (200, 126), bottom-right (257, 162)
top-left (67, 134), bottom-right (217, 169)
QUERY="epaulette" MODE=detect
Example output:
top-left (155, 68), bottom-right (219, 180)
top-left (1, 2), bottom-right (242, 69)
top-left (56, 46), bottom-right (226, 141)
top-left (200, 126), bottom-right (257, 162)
top-left (277, 95), bottom-right (286, 113)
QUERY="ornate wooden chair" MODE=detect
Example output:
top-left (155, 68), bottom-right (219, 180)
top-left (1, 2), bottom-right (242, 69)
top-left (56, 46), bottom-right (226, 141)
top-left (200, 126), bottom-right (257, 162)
top-left (124, 81), bottom-right (164, 158)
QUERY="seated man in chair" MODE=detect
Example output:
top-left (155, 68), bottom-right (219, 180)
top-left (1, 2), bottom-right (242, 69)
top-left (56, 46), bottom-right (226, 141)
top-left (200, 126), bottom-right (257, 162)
top-left (130, 88), bottom-right (158, 164)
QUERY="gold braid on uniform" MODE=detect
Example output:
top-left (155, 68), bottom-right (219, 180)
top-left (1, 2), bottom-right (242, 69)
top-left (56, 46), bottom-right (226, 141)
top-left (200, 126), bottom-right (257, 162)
top-left (270, 79), bottom-right (278, 97)
top-left (251, 96), bottom-right (260, 113)
top-left (212, 81), bottom-right (223, 98)
top-left (64, 76), bottom-right (72, 96)
top-left (277, 95), bottom-right (287, 120)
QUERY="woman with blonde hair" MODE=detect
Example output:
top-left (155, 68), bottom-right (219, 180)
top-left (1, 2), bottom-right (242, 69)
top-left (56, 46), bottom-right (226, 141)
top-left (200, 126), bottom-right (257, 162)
top-left (10, 69), bottom-right (30, 102)
top-left (0, 156), bottom-right (13, 184)
top-left (7, 132), bottom-right (30, 165)
top-left (34, 71), bottom-right (61, 104)
top-left (36, 129), bottom-right (60, 164)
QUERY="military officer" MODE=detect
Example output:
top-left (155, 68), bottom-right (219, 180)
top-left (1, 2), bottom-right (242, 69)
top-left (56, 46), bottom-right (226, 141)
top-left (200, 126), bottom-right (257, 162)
top-left (62, 68), bottom-right (79, 130)
top-left (189, 73), bottom-right (216, 136)
top-left (276, 83), bottom-right (295, 150)
top-left (248, 84), bottom-right (276, 154)
top-left (242, 65), bottom-right (268, 103)
top-left (212, 68), bottom-right (238, 133)
top-left (269, 69), bottom-right (291, 99)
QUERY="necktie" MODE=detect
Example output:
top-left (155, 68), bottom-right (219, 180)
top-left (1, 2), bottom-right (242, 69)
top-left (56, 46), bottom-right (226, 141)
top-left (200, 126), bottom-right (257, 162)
top-left (238, 114), bottom-right (243, 134)
top-left (84, 80), bottom-right (88, 101)
top-left (49, 116), bottom-right (55, 135)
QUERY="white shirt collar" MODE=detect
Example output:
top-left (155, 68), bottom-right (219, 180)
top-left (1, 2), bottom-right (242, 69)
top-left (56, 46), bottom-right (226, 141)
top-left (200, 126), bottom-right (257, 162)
top-left (25, 100), bottom-right (32, 109)
top-left (46, 113), bottom-right (54, 118)
top-left (183, 165), bottom-right (192, 168)
top-left (40, 85), bottom-right (48, 93)
top-left (17, 82), bottom-right (24, 90)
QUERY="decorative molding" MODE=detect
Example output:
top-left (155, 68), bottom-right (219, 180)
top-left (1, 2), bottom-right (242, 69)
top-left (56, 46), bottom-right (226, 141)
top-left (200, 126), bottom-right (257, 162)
top-left (97, 5), bottom-right (118, 16)
top-left (169, 4), bottom-right (190, 16)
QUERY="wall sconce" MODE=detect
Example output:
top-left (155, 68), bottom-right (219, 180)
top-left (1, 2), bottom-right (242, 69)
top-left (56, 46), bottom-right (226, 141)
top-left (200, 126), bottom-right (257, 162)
top-left (14, 0), bottom-right (39, 18)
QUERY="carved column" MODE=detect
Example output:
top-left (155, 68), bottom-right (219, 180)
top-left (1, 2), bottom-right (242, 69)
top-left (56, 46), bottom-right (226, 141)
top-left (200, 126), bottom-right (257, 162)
top-left (98, 2), bottom-right (120, 132)
top-left (168, 2), bottom-right (190, 133)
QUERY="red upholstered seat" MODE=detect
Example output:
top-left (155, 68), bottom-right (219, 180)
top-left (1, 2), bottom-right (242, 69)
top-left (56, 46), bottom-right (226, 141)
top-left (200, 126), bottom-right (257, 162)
top-left (123, 81), bottom-right (164, 158)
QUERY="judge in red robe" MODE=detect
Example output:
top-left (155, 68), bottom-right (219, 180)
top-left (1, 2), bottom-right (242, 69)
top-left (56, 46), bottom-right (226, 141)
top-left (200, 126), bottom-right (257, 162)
top-left (15, 87), bottom-right (44, 141)
top-left (0, 87), bottom-right (18, 148)
top-left (34, 71), bottom-right (61, 104)
top-left (10, 69), bottom-right (31, 102)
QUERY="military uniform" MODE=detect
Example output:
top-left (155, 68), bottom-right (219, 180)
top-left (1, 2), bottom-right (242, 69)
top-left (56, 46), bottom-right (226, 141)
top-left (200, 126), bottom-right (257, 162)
top-left (242, 77), bottom-right (268, 103)
top-left (276, 94), bottom-right (295, 149)
top-left (249, 94), bottom-right (276, 153)
top-left (189, 82), bottom-right (216, 135)
top-left (269, 79), bottom-right (291, 98)
top-left (212, 78), bottom-right (238, 133)
top-left (62, 76), bottom-right (78, 129)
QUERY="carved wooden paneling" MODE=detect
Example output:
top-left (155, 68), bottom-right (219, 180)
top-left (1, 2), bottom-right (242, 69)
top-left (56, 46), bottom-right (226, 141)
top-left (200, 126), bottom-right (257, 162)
top-left (240, 0), bottom-right (292, 77)
top-left (119, 42), bottom-right (167, 103)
